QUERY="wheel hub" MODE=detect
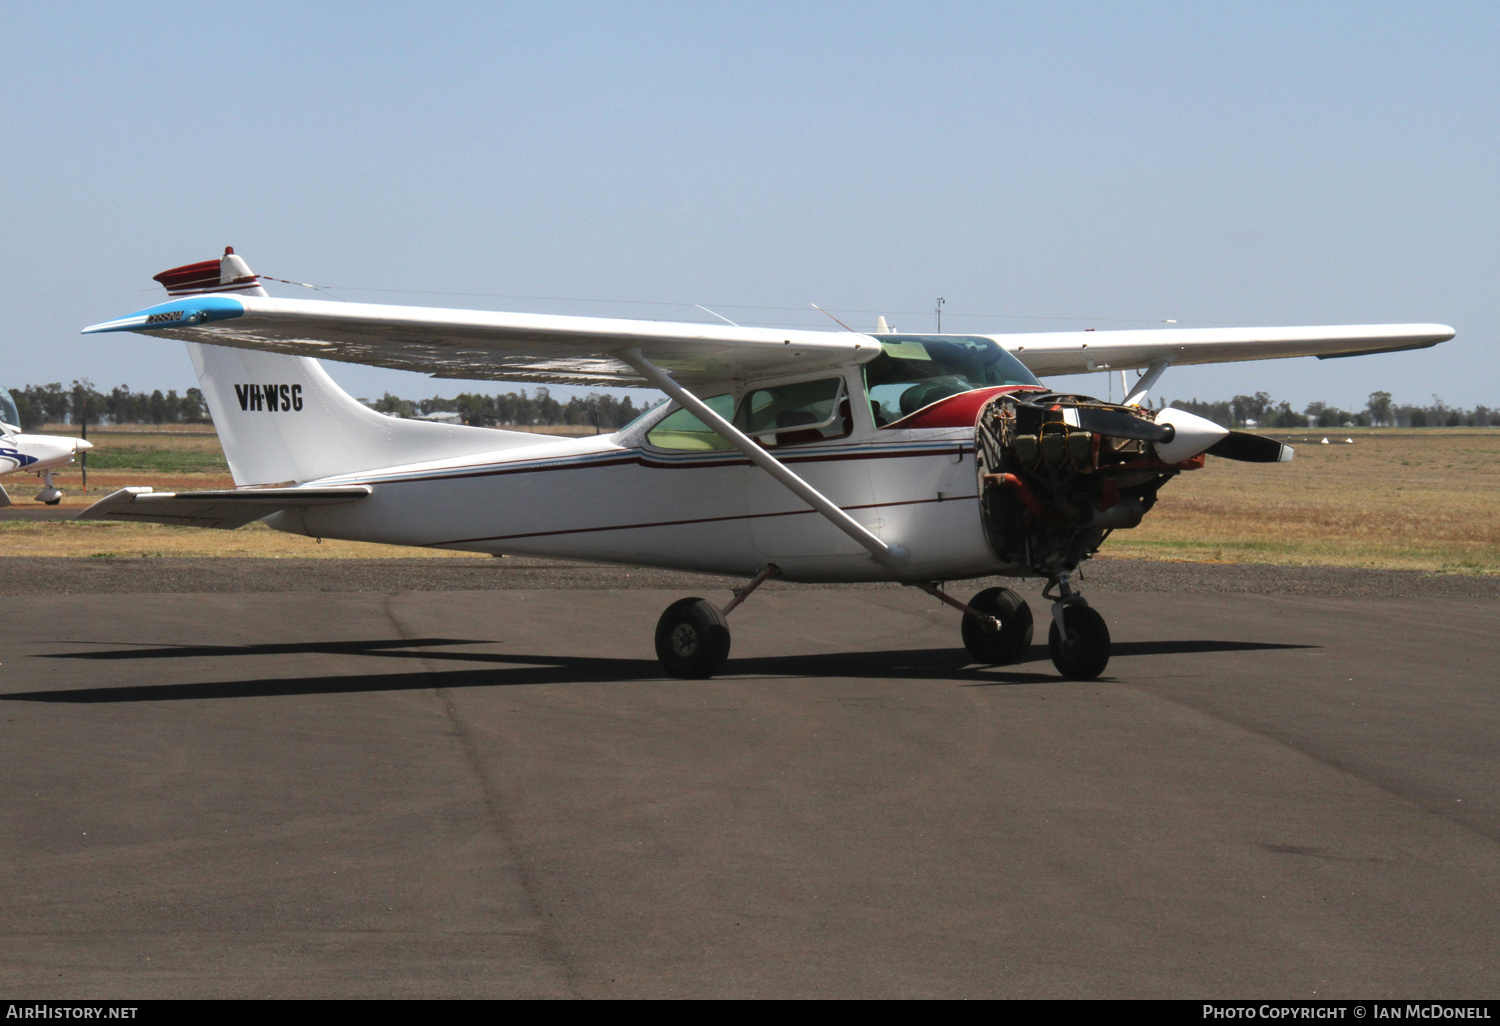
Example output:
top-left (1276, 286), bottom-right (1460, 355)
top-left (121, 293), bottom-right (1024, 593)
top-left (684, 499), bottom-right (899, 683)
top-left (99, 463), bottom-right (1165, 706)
top-left (670, 623), bottom-right (699, 657)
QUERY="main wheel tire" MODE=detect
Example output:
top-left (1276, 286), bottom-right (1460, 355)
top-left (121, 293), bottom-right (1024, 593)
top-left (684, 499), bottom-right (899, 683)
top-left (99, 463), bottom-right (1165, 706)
top-left (1047, 603), bottom-right (1111, 680)
top-left (654, 597), bottom-right (731, 679)
top-left (961, 587), bottom-right (1034, 664)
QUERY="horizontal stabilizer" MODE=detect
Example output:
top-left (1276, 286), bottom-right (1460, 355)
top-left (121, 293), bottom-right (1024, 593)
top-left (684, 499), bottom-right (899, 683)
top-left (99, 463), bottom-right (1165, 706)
top-left (76, 485), bottom-right (372, 530)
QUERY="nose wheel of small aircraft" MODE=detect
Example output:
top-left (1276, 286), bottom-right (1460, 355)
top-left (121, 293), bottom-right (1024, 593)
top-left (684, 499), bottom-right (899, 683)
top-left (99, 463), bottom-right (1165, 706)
top-left (35, 471), bottom-right (62, 506)
top-left (1047, 602), bottom-right (1111, 680)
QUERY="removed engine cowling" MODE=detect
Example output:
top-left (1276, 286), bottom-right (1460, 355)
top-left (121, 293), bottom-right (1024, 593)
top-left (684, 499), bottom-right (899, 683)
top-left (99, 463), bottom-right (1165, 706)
top-left (975, 393), bottom-right (1224, 579)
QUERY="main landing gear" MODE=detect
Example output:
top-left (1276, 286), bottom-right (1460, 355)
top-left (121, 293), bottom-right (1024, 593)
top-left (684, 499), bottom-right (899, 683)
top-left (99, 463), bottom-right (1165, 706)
top-left (652, 567), bottom-right (1111, 681)
top-left (654, 565), bottom-right (779, 679)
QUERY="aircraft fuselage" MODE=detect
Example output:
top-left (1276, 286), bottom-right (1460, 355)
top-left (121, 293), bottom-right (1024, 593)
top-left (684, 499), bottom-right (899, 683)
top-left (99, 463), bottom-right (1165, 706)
top-left (269, 420), bottom-right (1008, 584)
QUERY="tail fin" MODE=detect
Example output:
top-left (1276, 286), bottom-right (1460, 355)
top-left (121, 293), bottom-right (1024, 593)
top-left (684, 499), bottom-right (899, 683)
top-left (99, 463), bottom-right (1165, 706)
top-left (162, 249), bottom-right (538, 487)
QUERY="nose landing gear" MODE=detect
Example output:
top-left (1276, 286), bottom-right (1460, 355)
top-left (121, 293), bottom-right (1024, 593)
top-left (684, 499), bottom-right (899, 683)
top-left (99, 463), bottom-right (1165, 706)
top-left (35, 471), bottom-right (62, 505)
top-left (1043, 574), bottom-right (1110, 680)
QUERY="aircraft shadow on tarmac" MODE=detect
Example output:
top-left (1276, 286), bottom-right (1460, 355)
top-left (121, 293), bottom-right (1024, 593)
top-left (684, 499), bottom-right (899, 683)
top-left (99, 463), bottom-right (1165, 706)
top-left (47, 637), bottom-right (487, 660)
top-left (5, 638), bottom-right (1318, 703)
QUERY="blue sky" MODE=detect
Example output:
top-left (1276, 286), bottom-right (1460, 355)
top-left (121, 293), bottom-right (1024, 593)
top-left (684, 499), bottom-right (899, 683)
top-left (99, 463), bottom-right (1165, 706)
top-left (2, 1), bottom-right (1495, 411)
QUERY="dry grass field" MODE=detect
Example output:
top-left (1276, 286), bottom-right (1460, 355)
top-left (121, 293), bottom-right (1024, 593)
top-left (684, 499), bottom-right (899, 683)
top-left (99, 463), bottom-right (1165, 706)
top-left (3, 424), bottom-right (1497, 572)
top-left (1107, 428), bottom-right (1500, 573)
top-left (2, 425), bottom-right (487, 560)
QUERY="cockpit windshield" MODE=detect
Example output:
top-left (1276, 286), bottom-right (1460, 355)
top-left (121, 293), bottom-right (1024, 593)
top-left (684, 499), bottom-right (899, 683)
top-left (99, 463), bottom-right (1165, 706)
top-left (864, 335), bottom-right (1041, 423)
top-left (0, 387), bottom-right (19, 433)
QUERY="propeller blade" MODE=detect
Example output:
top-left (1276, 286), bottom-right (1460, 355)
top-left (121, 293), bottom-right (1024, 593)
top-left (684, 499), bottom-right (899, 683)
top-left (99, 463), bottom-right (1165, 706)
top-left (1207, 432), bottom-right (1294, 463)
top-left (1073, 407), bottom-right (1173, 444)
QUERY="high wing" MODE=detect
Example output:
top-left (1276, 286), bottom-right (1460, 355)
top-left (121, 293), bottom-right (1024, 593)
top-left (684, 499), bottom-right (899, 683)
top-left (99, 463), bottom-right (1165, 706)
top-left (79, 485), bottom-right (372, 529)
top-left (991, 323), bottom-right (1453, 377)
top-left (83, 295), bottom-right (877, 386)
top-left (82, 292), bottom-right (1453, 385)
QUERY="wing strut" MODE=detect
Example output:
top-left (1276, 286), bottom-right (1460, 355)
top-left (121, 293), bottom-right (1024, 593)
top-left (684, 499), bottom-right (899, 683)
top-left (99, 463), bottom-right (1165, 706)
top-left (1124, 358), bottom-right (1172, 407)
top-left (622, 348), bottom-right (909, 568)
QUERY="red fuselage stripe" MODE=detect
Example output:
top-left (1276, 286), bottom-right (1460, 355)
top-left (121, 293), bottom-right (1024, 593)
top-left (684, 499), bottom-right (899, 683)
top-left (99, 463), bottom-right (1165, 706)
top-left (350, 444), bottom-right (970, 488)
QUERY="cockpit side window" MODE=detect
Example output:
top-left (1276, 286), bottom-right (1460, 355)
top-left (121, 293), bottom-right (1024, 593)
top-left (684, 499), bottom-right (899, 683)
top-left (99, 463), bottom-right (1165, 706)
top-left (0, 387), bottom-right (19, 434)
top-left (864, 335), bottom-right (1042, 424)
top-left (645, 393), bottom-right (736, 450)
top-left (732, 376), bottom-right (851, 448)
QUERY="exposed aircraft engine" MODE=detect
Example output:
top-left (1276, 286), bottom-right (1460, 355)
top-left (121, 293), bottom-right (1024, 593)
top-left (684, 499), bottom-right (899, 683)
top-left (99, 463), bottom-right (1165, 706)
top-left (974, 393), bottom-right (1228, 582)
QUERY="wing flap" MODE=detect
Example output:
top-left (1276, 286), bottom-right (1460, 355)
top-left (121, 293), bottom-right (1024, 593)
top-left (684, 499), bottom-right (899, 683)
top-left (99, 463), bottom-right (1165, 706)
top-left (76, 485), bottom-right (372, 530)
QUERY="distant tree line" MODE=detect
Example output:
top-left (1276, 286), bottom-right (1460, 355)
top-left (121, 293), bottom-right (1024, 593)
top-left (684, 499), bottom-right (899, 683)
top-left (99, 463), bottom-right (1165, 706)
top-left (1167, 391), bottom-right (1498, 429)
top-left (11, 379), bottom-right (1490, 433)
top-left (366, 387), bottom-right (654, 429)
top-left (5, 381), bottom-right (653, 432)
top-left (6, 381), bottom-right (208, 430)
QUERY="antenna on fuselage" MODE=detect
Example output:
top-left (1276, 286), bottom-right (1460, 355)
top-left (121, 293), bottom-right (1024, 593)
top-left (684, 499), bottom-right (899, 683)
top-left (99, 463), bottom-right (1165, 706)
top-left (695, 304), bottom-right (741, 327)
top-left (810, 303), bottom-right (855, 332)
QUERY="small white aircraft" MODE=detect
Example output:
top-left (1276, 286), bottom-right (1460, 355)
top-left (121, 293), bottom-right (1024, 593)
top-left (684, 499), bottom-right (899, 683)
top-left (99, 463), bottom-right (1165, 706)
top-left (80, 249), bottom-right (1452, 679)
top-left (0, 389), bottom-right (92, 506)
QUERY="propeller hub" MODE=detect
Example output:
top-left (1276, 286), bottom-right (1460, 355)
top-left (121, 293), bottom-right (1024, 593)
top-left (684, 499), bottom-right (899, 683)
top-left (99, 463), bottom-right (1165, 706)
top-left (1153, 408), bottom-right (1230, 463)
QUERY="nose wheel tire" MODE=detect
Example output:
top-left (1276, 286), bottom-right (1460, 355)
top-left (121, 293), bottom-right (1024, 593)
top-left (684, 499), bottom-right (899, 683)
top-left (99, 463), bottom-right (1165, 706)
top-left (961, 587), bottom-right (1034, 665)
top-left (1048, 603), bottom-right (1110, 680)
top-left (655, 598), bottom-right (731, 679)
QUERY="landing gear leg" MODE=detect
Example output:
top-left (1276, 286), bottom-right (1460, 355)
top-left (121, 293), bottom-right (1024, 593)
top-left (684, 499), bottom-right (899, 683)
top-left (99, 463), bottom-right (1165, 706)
top-left (1043, 573), bottom-right (1110, 680)
top-left (35, 471), bottom-right (62, 506)
top-left (912, 582), bottom-right (1034, 665)
top-left (653, 565), bottom-right (779, 679)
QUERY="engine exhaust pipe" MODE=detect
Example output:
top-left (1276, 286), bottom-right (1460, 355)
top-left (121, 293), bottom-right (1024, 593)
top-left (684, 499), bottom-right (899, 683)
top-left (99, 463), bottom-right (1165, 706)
top-left (983, 473), bottom-right (1045, 517)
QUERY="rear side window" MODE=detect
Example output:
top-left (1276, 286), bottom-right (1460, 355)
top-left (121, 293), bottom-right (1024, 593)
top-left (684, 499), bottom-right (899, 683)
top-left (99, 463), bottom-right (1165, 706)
top-left (645, 394), bottom-right (735, 450)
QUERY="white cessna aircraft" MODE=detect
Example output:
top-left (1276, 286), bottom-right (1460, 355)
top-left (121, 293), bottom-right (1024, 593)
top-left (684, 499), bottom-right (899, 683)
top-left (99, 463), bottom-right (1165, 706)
top-left (0, 388), bottom-right (92, 506)
top-left (80, 249), bottom-right (1451, 679)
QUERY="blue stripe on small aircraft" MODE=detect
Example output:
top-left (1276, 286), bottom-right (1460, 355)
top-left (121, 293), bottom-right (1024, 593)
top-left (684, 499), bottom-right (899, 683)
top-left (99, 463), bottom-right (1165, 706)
top-left (0, 447), bottom-right (39, 467)
top-left (81, 295), bottom-right (246, 335)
